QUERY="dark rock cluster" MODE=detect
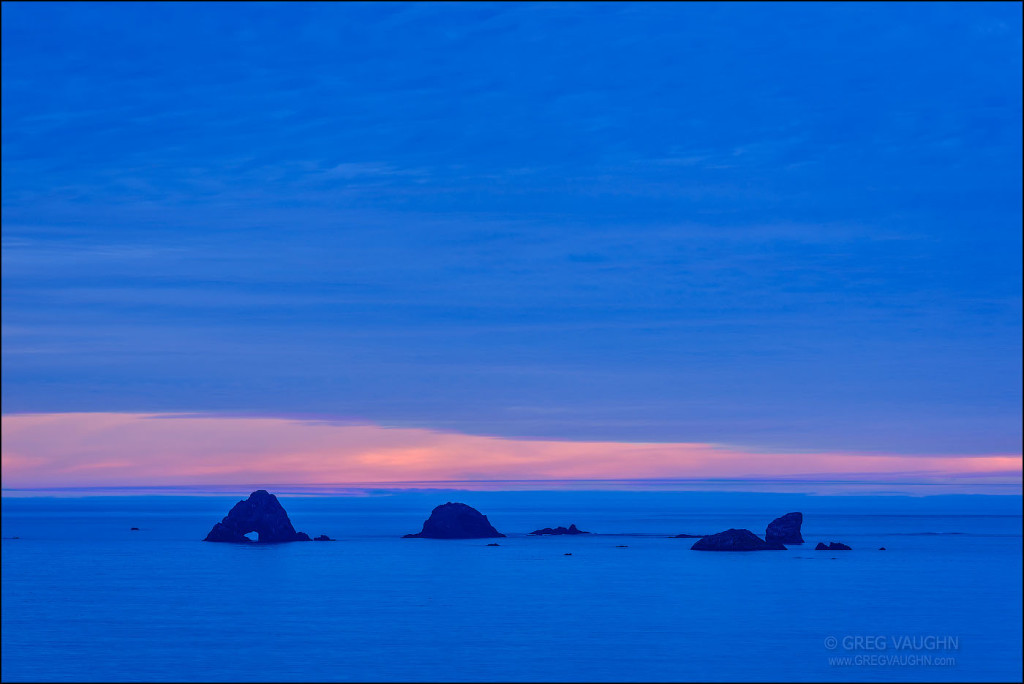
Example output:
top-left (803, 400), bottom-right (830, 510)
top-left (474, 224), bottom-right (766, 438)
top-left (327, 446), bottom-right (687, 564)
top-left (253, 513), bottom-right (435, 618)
top-left (686, 511), bottom-right (810, 551)
top-left (529, 524), bottom-right (589, 535)
top-left (198, 498), bottom-right (870, 558)
top-left (815, 541), bottom-right (852, 551)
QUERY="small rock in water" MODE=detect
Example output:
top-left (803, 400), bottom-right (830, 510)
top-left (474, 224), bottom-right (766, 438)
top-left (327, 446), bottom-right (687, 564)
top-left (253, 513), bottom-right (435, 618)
top-left (313, 535), bottom-right (334, 541)
top-left (486, 543), bottom-right (500, 546)
top-left (879, 547), bottom-right (886, 551)
top-left (815, 541), bottom-right (852, 551)
top-left (616, 545), bottom-right (628, 548)
top-left (673, 533), bottom-right (705, 538)
top-left (130, 527), bottom-right (140, 531)
top-left (564, 553), bottom-right (573, 556)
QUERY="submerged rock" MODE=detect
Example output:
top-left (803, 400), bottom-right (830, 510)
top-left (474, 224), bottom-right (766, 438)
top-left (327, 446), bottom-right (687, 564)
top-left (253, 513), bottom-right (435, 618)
top-left (691, 528), bottom-right (787, 551)
top-left (203, 490), bottom-right (312, 543)
top-left (765, 512), bottom-right (804, 544)
top-left (403, 502), bottom-right (505, 539)
top-left (673, 533), bottom-right (706, 538)
top-left (529, 523), bottom-right (590, 535)
top-left (815, 541), bottom-right (852, 551)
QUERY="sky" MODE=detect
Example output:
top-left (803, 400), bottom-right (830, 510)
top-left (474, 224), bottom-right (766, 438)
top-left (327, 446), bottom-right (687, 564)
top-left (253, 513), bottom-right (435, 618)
top-left (2, 2), bottom-right (1021, 489)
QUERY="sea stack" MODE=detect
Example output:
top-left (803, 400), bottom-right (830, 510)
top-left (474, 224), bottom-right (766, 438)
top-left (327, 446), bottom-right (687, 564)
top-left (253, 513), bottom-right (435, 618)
top-left (203, 490), bottom-right (312, 543)
top-left (529, 524), bottom-right (590, 535)
top-left (691, 528), bottom-right (787, 551)
top-left (815, 541), bottom-right (852, 551)
top-left (403, 502), bottom-right (505, 539)
top-left (765, 512), bottom-right (804, 544)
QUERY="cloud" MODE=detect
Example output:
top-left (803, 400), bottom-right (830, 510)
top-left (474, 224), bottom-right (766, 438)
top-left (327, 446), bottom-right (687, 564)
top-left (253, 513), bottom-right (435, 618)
top-left (2, 412), bottom-right (1019, 489)
top-left (320, 162), bottom-right (423, 180)
top-left (2, 3), bottom-right (1019, 457)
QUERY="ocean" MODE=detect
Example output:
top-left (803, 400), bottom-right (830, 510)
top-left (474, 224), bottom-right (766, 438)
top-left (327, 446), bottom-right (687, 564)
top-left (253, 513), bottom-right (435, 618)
top-left (2, 489), bottom-right (1021, 682)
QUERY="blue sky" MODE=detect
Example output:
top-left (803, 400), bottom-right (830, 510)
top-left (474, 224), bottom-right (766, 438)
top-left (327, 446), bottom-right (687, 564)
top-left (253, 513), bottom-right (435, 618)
top-left (2, 2), bottom-right (1021, 457)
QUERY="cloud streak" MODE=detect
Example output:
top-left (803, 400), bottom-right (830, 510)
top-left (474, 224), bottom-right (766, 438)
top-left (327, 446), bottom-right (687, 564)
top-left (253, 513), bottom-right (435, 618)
top-left (2, 412), bottom-right (1019, 490)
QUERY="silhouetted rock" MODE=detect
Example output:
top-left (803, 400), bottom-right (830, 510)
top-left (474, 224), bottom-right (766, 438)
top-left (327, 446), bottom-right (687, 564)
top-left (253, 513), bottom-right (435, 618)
top-left (616, 545), bottom-right (628, 548)
top-left (403, 502), bottom-right (505, 539)
top-left (765, 512), bottom-right (804, 544)
top-left (486, 543), bottom-right (500, 546)
top-left (815, 541), bottom-right (852, 551)
top-left (203, 490), bottom-right (311, 543)
top-left (673, 533), bottom-right (705, 538)
top-left (313, 535), bottom-right (334, 541)
top-left (691, 528), bottom-right (787, 551)
top-left (879, 547), bottom-right (886, 551)
top-left (529, 523), bottom-right (590, 535)
top-left (130, 527), bottom-right (140, 531)
top-left (564, 553), bottom-right (572, 555)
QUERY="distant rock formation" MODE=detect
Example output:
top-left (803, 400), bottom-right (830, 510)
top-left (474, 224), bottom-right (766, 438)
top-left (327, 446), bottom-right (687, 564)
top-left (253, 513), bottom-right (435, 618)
top-left (691, 528), bottom-right (787, 551)
top-left (529, 524), bottom-right (590, 535)
top-left (403, 502), bottom-right (505, 539)
top-left (815, 541), bottom-right (852, 551)
top-left (765, 512), bottom-right (804, 544)
top-left (673, 533), bottom-right (705, 538)
top-left (203, 490), bottom-right (313, 543)
top-left (486, 543), bottom-right (500, 546)
top-left (313, 535), bottom-right (334, 541)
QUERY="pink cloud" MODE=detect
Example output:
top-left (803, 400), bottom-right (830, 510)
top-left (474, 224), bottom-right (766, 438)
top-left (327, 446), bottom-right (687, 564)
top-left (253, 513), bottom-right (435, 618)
top-left (1, 412), bottom-right (1020, 489)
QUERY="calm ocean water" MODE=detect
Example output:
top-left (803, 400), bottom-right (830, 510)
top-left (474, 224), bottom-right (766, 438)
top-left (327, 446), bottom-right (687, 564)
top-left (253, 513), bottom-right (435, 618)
top-left (2, 490), bottom-right (1021, 682)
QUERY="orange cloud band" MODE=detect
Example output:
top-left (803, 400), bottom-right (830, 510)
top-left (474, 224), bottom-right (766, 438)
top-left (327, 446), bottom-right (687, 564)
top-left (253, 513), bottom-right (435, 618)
top-left (1, 412), bottom-right (1020, 489)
